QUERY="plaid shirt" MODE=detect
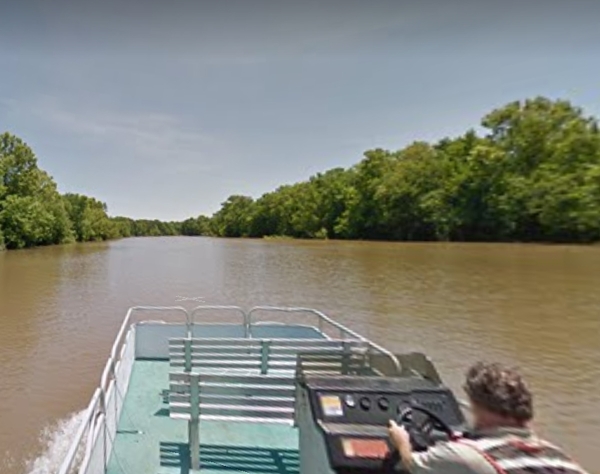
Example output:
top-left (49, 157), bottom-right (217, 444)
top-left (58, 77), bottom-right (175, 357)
top-left (409, 427), bottom-right (588, 474)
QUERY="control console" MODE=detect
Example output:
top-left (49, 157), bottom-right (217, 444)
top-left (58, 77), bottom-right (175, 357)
top-left (295, 374), bottom-right (466, 474)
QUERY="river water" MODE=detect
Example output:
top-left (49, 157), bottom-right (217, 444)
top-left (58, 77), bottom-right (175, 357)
top-left (0, 237), bottom-right (598, 473)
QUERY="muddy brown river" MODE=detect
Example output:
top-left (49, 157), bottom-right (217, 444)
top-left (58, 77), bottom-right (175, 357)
top-left (0, 237), bottom-right (598, 473)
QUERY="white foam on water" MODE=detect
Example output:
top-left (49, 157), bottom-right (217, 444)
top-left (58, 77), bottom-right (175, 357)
top-left (26, 410), bottom-right (87, 474)
top-left (2, 451), bottom-right (19, 473)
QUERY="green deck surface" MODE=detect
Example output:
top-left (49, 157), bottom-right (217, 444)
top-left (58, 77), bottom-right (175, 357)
top-left (107, 360), bottom-right (299, 474)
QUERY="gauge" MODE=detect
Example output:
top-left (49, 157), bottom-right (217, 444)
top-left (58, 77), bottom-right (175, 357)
top-left (378, 397), bottom-right (390, 411)
top-left (345, 395), bottom-right (356, 408)
top-left (359, 397), bottom-right (371, 410)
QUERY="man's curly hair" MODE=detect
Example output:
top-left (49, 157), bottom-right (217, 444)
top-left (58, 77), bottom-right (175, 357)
top-left (464, 362), bottom-right (533, 422)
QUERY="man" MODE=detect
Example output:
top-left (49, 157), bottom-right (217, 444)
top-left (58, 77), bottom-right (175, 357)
top-left (388, 362), bottom-right (589, 474)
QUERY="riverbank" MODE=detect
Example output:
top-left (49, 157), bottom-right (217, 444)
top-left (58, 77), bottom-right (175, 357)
top-left (3, 231), bottom-right (600, 254)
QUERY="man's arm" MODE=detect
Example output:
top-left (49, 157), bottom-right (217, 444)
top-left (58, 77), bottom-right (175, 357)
top-left (388, 420), bottom-right (418, 470)
top-left (388, 420), bottom-right (492, 473)
top-left (408, 443), bottom-right (469, 473)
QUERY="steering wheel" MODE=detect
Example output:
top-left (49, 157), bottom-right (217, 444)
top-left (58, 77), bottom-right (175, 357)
top-left (397, 405), bottom-right (455, 451)
top-left (382, 405), bottom-right (455, 472)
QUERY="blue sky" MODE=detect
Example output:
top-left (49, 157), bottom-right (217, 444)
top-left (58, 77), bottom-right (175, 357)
top-left (1, 0), bottom-right (599, 220)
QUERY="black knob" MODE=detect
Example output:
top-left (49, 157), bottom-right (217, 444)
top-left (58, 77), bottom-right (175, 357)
top-left (378, 397), bottom-right (390, 411)
top-left (359, 397), bottom-right (371, 410)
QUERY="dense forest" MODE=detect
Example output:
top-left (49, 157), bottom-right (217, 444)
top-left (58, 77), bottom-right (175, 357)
top-left (211, 97), bottom-right (600, 243)
top-left (0, 132), bottom-right (195, 249)
top-left (1, 97), bottom-right (599, 250)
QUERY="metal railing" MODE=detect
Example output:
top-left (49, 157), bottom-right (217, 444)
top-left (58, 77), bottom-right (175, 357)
top-left (247, 306), bottom-right (402, 375)
top-left (59, 306), bottom-right (189, 474)
top-left (100, 306), bottom-right (189, 393)
top-left (59, 305), bottom-right (402, 474)
top-left (189, 305), bottom-right (247, 337)
top-left (58, 389), bottom-right (102, 474)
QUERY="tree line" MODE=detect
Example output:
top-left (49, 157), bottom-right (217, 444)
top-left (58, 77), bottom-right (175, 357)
top-left (2, 97), bottom-right (599, 250)
top-left (211, 97), bottom-right (600, 243)
top-left (0, 132), bottom-right (199, 249)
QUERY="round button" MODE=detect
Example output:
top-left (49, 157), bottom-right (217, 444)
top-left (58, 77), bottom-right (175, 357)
top-left (345, 395), bottom-right (356, 408)
top-left (359, 397), bottom-right (371, 410)
top-left (378, 397), bottom-right (390, 411)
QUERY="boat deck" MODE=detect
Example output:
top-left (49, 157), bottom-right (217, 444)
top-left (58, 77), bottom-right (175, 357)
top-left (107, 360), bottom-right (299, 474)
top-left (59, 309), bottom-right (399, 474)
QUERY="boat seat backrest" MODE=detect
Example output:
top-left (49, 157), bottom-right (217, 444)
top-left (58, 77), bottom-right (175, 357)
top-left (168, 337), bottom-right (369, 375)
top-left (169, 371), bottom-right (296, 423)
top-left (168, 370), bottom-right (298, 471)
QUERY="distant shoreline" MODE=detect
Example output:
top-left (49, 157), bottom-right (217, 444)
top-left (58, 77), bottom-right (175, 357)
top-left (3, 97), bottom-right (600, 251)
top-left (5, 234), bottom-right (599, 254)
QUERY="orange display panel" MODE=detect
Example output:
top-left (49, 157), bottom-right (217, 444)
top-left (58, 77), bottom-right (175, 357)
top-left (342, 438), bottom-right (389, 459)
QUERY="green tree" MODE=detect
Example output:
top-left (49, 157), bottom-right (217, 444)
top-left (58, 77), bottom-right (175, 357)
top-left (0, 133), bottom-right (73, 248)
top-left (63, 193), bottom-right (117, 242)
top-left (482, 97), bottom-right (600, 241)
top-left (212, 195), bottom-right (255, 237)
top-left (375, 142), bottom-right (440, 240)
top-left (336, 149), bottom-right (395, 239)
top-left (307, 168), bottom-right (352, 239)
top-left (0, 195), bottom-right (52, 248)
top-left (111, 217), bottom-right (134, 237)
top-left (181, 215), bottom-right (211, 236)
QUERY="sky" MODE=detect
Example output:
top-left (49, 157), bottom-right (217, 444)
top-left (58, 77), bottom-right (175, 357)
top-left (1, 0), bottom-right (599, 221)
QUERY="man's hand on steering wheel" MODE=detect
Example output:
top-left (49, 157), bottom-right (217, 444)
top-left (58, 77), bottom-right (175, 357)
top-left (388, 420), bottom-right (411, 452)
top-left (386, 406), bottom-right (458, 471)
top-left (397, 406), bottom-right (457, 450)
top-left (387, 419), bottom-right (414, 472)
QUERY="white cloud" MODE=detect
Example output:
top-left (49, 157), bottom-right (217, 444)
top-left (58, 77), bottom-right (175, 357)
top-left (9, 95), bottom-right (217, 172)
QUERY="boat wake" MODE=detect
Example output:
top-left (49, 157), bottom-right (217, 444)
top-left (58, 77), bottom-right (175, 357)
top-left (26, 410), bottom-right (86, 474)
